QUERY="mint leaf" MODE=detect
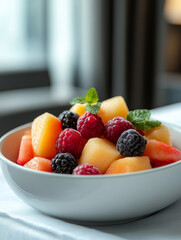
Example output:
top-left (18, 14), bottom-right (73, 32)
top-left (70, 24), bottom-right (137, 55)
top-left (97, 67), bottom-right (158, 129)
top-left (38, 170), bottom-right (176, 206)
top-left (70, 87), bottom-right (101, 114)
top-left (70, 97), bottom-right (86, 105)
top-left (85, 102), bottom-right (101, 114)
top-left (86, 88), bottom-right (99, 104)
top-left (141, 120), bottom-right (162, 131)
top-left (126, 109), bottom-right (161, 131)
top-left (127, 109), bottom-right (151, 125)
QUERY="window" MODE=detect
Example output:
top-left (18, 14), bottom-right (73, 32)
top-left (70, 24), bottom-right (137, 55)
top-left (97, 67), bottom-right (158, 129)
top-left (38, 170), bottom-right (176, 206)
top-left (0, 0), bottom-right (46, 71)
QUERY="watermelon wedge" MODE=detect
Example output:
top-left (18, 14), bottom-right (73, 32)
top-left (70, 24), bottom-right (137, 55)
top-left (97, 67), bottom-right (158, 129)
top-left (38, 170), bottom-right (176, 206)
top-left (17, 135), bottom-right (34, 165)
top-left (144, 139), bottom-right (181, 167)
top-left (24, 157), bottom-right (52, 172)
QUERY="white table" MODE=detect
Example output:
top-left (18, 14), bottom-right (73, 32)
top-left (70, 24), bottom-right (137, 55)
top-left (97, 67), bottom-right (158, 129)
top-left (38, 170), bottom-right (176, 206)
top-left (0, 103), bottom-right (181, 240)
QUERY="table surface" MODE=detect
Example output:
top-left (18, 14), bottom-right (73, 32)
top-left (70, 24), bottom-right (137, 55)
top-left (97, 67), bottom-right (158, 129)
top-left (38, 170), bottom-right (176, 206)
top-left (0, 102), bottom-right (181, 240)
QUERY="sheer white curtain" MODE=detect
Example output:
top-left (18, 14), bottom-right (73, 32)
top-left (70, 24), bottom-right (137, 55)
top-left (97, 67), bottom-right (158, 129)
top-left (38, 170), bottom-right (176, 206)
top-left (0, 0), bottom-right (27, 70)
top-left (0, 0), bottom-right (45, 71)
top-left (47, 0), bottom-right (113, 100)
top-left (47, 0), bottom-right (75, 89)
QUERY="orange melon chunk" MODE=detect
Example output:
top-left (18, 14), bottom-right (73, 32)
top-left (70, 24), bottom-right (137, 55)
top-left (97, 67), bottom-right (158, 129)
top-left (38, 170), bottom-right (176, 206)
top-left (98, 96), bottom-right (129, 124)
top-left (31, 112), bottom-right (62, 159)
top-left (145, 124), bottom-right (172, 146)
top-left (105, 156), bottom-right (152, 174)
top-left (24, 157), bottom-right (52, 172)
top-left (70, 103), bottom-right (86, 117)
top-left (79, 138), bottom-right (122, 173)
top-left (17, 135), bottom-right (34, 166)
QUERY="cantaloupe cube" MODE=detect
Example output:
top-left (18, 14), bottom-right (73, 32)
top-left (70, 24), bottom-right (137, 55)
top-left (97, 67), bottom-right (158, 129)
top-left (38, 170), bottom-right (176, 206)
top-left (17, 135), bottom-right (34, 166)
top-left (78, 138), bottom-right (122, 173)
top-left (31, 112), bottom-right (62, 159)
top-left (70, 103), bottom-right (86, 117)
top-left (145, 124), bottom-right (172, 146)
top-left (105, 156), bottom-right (152, 174)
top-left (98, 96), bottom-right (129, 124)
top-left (24, 157), bottom-right (52, 172)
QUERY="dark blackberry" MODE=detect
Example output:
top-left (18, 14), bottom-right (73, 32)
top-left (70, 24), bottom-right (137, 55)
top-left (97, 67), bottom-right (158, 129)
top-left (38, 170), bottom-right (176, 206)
top-left (51, 153), bottom-right (78, 174)
top-left (116, 129), bottom-right (147, 157)
top-left (58, 110), bottom-right (79, 130)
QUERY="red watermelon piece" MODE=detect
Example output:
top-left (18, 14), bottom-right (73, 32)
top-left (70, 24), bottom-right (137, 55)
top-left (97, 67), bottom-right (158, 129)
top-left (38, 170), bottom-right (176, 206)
top-left (17, 135), bottom-right (34, 165)
top-left (144, 139), bottom-right (181, 167)
top-left (24, 157), bottom-right (52, 172)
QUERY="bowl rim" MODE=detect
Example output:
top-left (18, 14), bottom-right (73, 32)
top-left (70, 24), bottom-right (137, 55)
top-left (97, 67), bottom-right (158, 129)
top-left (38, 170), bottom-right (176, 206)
top-left (0, 121), bottom-right (181, 179)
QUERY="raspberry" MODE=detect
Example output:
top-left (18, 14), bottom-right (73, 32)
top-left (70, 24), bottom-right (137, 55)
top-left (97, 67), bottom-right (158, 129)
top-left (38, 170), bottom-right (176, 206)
top-left (77, 112), bottom-right (104, 139)
top-left (51, 153), bottom-right (77, 174)
top-left (58, 110), bottom-right (79, 130)
top-left (56, 129), bottom-right (86, 159)
top-left (73, 164), bottom-right (101, 175)
top-left (104, 117), bottom-right (135, 144)
top-left (116, 129), bottom-right (147, 157)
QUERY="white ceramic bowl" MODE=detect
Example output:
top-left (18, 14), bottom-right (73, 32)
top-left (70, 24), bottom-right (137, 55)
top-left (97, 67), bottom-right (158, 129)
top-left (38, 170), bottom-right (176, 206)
top-left (0, 123), bottom-right (181, 224)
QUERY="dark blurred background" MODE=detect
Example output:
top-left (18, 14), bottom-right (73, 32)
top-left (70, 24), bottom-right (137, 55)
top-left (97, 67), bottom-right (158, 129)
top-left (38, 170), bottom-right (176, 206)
top-left (0, 0), bottom-right (181, 136)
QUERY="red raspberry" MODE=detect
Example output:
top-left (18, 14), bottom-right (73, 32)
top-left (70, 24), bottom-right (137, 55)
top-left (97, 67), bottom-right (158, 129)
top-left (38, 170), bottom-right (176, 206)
top-left (77, 112), bottom-right (104, 139)
top-left (73, 164), bottom-right (101, 175)
top-left (56, 129), bottom-right (86, 159)
top-left (104, 117), bottom-right (135, 144)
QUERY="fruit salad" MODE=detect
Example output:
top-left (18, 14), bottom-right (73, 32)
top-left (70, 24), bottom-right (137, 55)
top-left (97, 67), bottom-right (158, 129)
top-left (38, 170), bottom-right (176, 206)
top-left (17, 88), bottom-right (181, 175)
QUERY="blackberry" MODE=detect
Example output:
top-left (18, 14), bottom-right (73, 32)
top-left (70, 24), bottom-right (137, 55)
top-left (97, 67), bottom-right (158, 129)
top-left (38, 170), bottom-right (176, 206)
top-left (51, 153), bottom-right (78, 174)
top-left (116, 129), bottom-right (147, 157)
top-left (58, 110), bottom-right (79, 130)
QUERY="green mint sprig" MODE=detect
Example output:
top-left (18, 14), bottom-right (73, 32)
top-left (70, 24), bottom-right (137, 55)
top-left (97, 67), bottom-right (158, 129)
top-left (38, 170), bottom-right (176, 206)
top-left (70, 88), bottom-right (101, 114)
top-left (126, 109), bottom-right (161, 131)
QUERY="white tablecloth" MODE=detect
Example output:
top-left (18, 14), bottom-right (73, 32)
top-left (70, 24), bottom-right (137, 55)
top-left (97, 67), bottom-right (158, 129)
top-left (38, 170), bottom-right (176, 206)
top-left (0, 103), bottom-right (181, 240)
